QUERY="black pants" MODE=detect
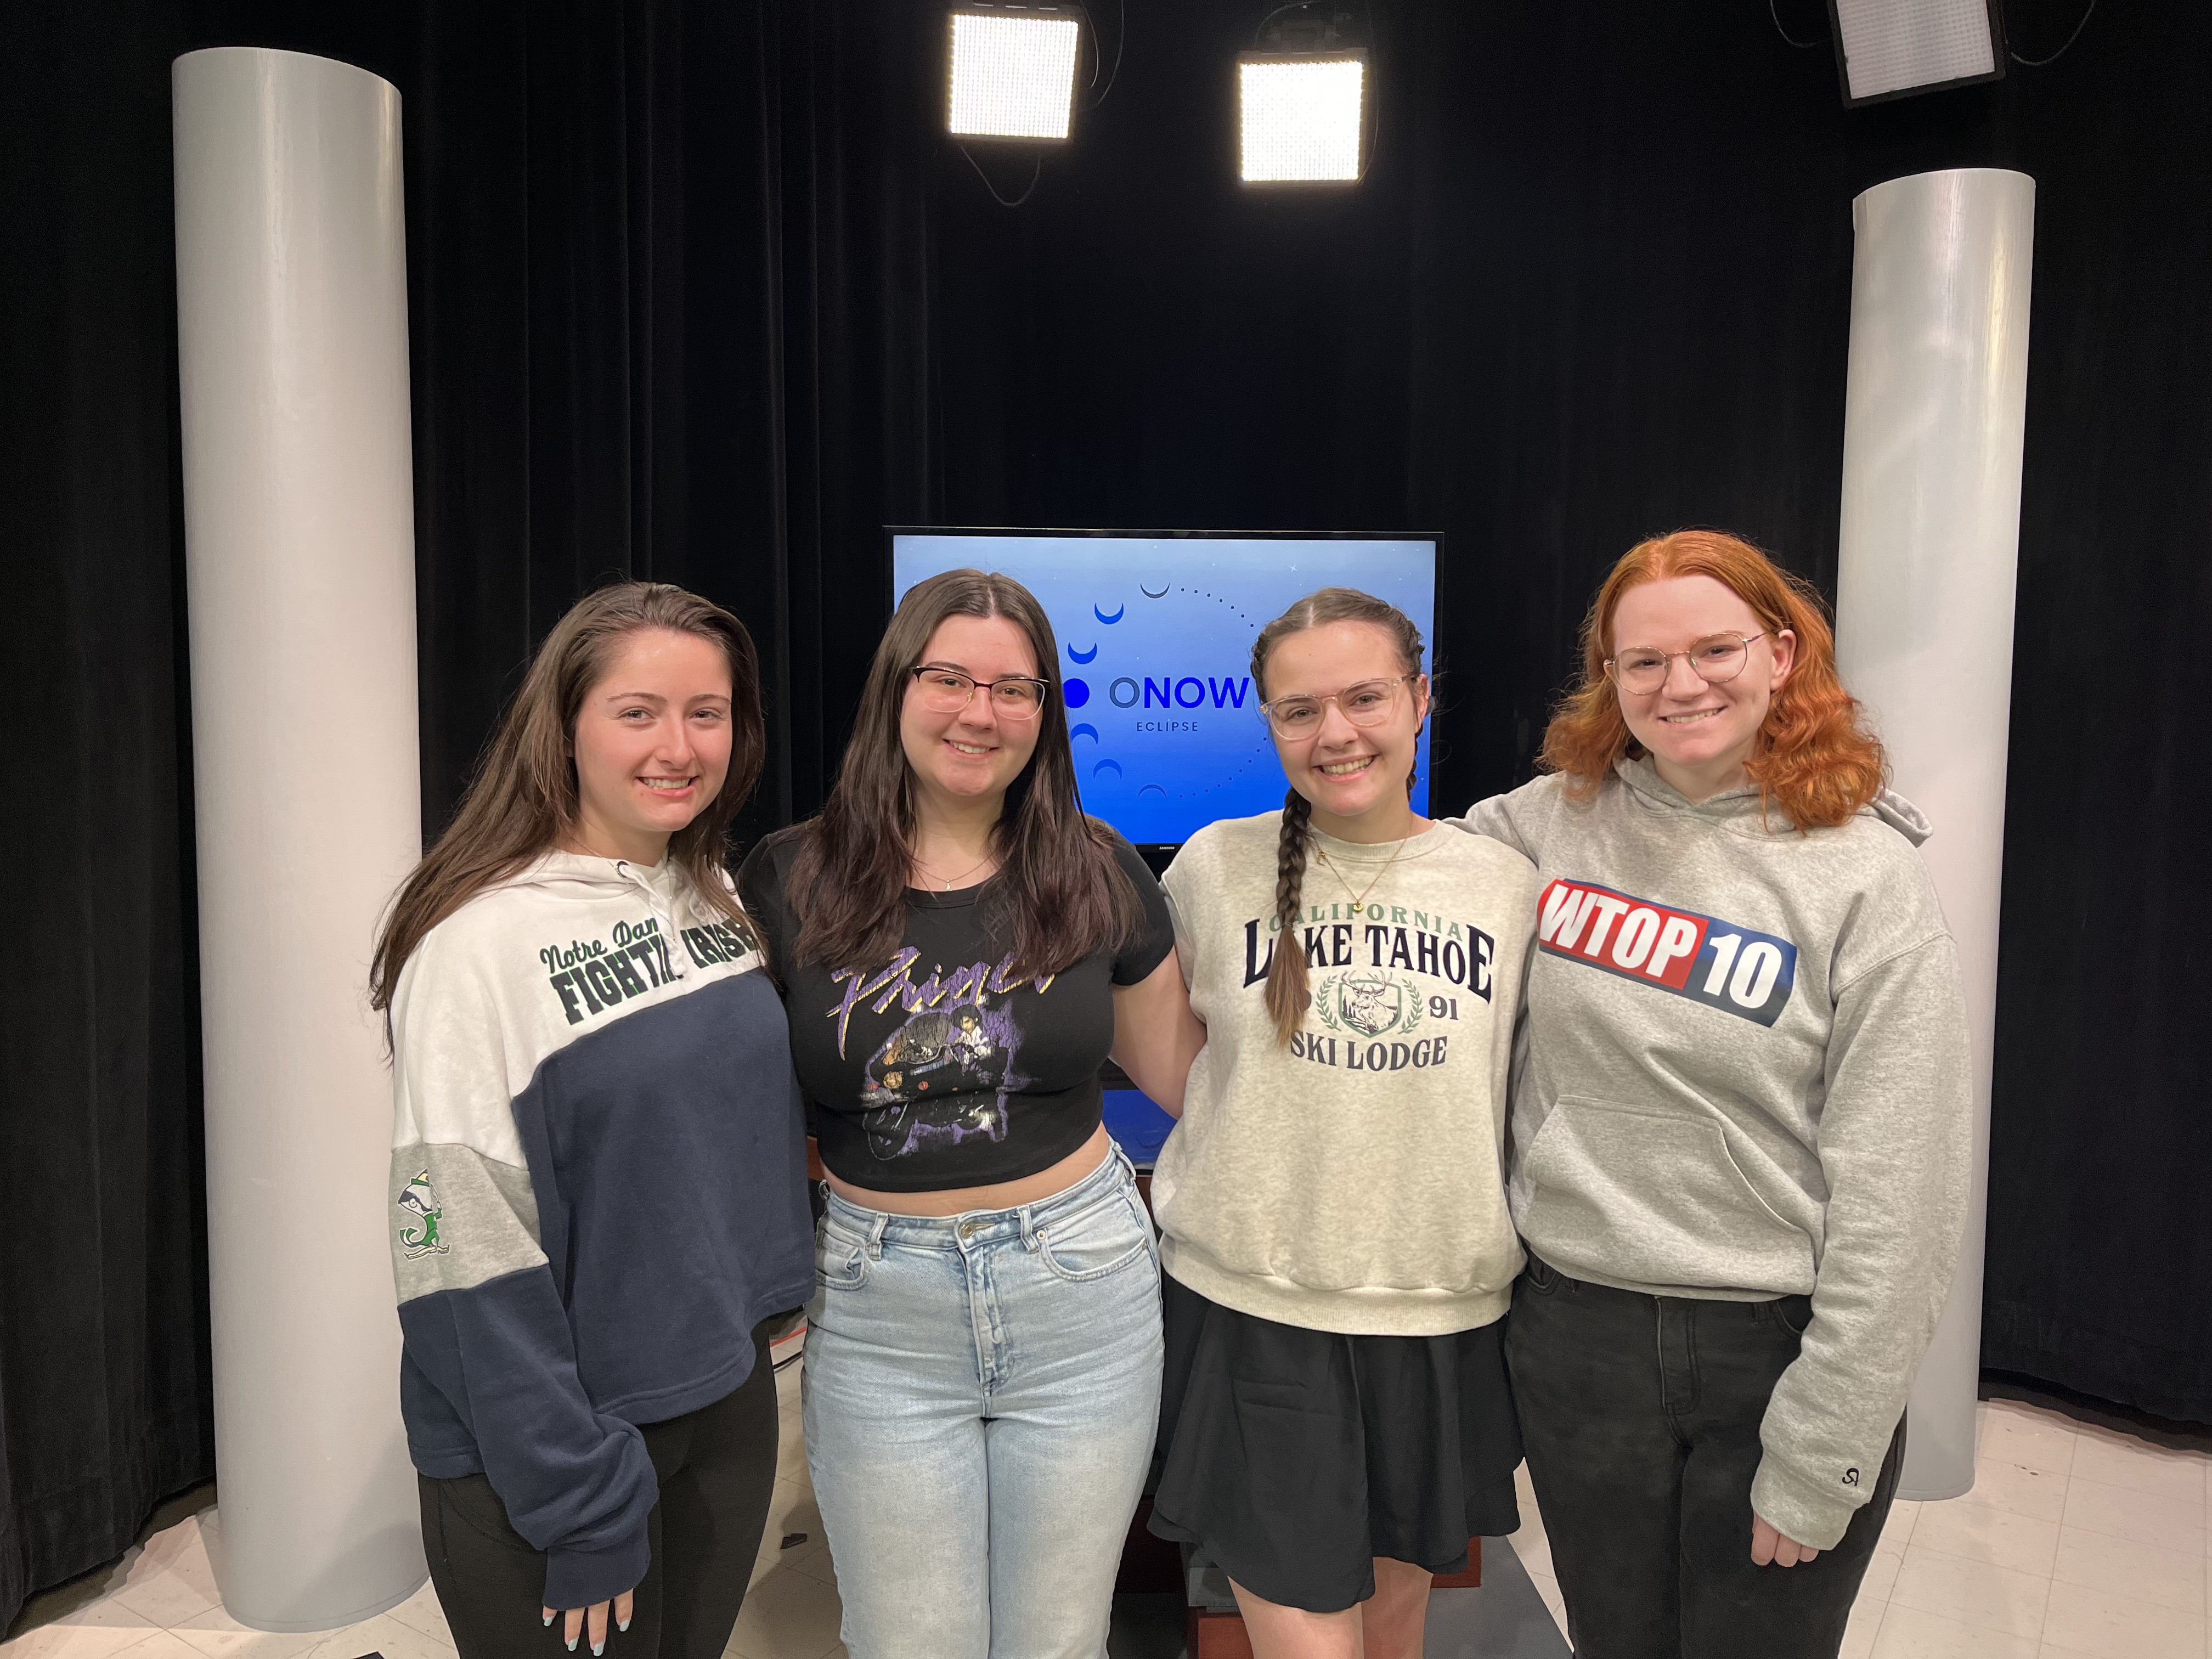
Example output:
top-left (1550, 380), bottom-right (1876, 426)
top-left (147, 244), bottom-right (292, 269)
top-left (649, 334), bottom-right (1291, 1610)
top-left (420, 1326), bottom-right (781, 1659)
top-left (1505, 1257), bottom-right (1903, 1659)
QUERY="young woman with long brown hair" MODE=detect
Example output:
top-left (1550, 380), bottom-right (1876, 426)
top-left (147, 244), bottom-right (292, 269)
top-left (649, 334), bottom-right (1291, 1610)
top-left (1144, 589), bottom-right (1539, 1659)
top-left (370, 583), bottom-right (812, 1659)
top-left (1459, 530), bottom-right (1972, 1658)
top-left (735, 568), bottom-right (1202, 1659)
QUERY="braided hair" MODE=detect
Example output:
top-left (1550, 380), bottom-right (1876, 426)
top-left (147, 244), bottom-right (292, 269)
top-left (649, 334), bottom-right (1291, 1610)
top-left (1252, 588), bottom-right (1429, 1046)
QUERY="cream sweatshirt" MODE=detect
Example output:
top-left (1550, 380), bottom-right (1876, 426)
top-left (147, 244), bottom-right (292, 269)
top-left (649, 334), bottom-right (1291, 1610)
top-left (1151, 814), bottom-right (1540, 1336)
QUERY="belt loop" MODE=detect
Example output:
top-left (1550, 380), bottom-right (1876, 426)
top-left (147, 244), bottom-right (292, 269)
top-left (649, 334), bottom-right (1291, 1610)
top-left (865, 1210), bottom-right (889, 1260)
top-left (1019, 1203), bottom-right (1041, 1250)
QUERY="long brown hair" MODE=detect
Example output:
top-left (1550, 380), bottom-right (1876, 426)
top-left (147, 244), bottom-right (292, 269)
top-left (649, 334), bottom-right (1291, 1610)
top-left (1538, 529), bottom-right (1884, 830)
top-left (1251, 588), bottom-right (1429, 1046)
top-left (786, 568), bottom-right (1141, 975)
top-left (369, 582), bottom-right (766, 1028)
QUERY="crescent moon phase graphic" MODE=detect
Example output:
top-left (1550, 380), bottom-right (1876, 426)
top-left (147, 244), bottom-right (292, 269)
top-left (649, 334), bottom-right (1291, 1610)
top-left (1093, 603), bottom-right (1125, 625)
top-left (1138, 785), bottom-right (1167, 798)
top-left (1069, 723), bottom-right (1100, 742)
top-left (1092, 759), bottom-right (1123, 778)
top-left (1068, 642), bottom-right (1098, 664)
top-left (1140, 583), bottom-right (1170, 600)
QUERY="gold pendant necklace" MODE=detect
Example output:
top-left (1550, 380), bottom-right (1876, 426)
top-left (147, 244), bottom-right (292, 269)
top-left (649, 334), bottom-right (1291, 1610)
top-left (1313, 834), bottom-right (1409, 913)
top-left (916, 850), bottom-right (993, 891)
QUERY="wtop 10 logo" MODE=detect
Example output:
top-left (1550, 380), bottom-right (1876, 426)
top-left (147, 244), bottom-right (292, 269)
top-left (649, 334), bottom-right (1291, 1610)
top-left (1056, 581), bottom-right (1278, 844)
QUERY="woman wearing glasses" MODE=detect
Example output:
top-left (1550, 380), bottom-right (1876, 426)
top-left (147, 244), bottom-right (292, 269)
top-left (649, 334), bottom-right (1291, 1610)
top-left (735, 569), bottom-right (1202, 1659)
top-left (1458, 530), bottom-right (1971, 1659)
top-left (1145, 588), bottom-right (1539, 1659)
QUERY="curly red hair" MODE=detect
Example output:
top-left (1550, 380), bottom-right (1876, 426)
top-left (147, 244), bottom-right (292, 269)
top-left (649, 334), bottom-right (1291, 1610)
top-left (1538, 530), bottom-right (1886, 831)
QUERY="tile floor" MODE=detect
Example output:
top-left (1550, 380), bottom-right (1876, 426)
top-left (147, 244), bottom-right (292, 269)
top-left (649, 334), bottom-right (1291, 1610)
top-left (6, 1379), bottom-right (2205, 1659)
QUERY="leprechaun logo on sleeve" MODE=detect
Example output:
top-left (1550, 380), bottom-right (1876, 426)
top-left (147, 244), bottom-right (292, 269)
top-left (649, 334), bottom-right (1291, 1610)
top-left (396, 1170), bottom-right (449, 1259)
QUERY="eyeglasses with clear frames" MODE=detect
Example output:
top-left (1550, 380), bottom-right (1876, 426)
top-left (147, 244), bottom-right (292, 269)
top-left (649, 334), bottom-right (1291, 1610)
top-left (909, 664), bottom-right (1051, 721)
top-left (1605, 633), bottom-right (1768, 696)
top-left (1259, 675), bottom-right (1412, 737)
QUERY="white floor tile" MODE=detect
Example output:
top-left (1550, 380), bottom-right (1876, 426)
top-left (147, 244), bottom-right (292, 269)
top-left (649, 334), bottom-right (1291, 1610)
top-left (162, 1601), bottom-right (323, 1659)
top-left (1523, 1566), bottom-right (1566, 1637)
top-left (751, 1480), bottom-right (829, 1590)
top-left (136, 1526), bottom-right (222, 1611)
top-left (786, 1544), bottom-right (838, 1593)
top-left (111, 1635), bottom-right (214, 1659)
top-left (297, 1612), bottom-right (453, 1659)
top-left (2039, 1577), bottom-right (2208, 1659)
top-left (1870, 1604), bottom-right (2040, 1658)
top-left (1841, 1594), bottom-right (1886, 1659)
top-left (727, 1566), bottom-right (841, 1659)
top-left (1972, 1458), bottom-right (2072, 1525)
top-left (1883, 1500), bottom-right (1925, 1550)
top-left (106, 1573), bottom-right (218, 1633)
top-left (1911, 1499), bottom-right (2063, 1578)
top-left (2052, 1524), bottom-right (2206, 1617)
top-left (2067, 1434), bottom-right (2209, 1510)
top-left (165, 1627), bottom-right (321, 1659)
top-left (1860, 1545), bottom-right (1905, 1603)
top-left (1888, 1547), bottom-right (2051, 1641)
top-left (1504, 1518), bottom-right (1554, 1583)
top-left (36, 1599), bottom-right (166, 1637)
top-left (2, 1627), bottom-right (162, 1659)
top-left (378, 1581), bottom-right (453, 1649)
top-left (1979, 1404), bottom-right (2079, 1479)
top-left (2062, 1477), bottom-right (2208, 1554)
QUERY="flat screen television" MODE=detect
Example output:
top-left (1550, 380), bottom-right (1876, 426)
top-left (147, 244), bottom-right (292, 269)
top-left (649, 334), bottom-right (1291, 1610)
top-left (890, 528), bottom-right (1443, 1166)
top-left (889, 529), bottom-right (1440, 860)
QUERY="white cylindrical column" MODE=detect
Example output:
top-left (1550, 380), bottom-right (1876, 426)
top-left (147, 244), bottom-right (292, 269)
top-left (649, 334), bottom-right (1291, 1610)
top-left (1833, 168), bottom-right (2034, 1503)
top-left (173, 47), bottom-right (426, 1628)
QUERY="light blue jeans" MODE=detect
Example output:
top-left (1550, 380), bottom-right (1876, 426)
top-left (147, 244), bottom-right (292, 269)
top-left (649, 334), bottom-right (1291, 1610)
top-left (803, 1146), bottom-right (1164, 1659)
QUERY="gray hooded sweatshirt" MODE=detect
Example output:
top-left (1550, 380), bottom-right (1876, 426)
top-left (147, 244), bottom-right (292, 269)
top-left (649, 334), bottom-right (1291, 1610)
top-left (1457, 757), bottom-right (1972, 1551)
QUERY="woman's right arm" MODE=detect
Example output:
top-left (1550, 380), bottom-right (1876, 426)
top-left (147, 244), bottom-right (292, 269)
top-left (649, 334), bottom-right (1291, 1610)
top-left (388, 933), bottom-right (658, 1616)
top-left (1450, 780), bottom-right (1544, 863)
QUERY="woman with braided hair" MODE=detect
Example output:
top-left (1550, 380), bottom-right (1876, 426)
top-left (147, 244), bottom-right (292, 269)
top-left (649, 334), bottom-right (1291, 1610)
top-left (1144, 589), bottom-right (1541, 1659)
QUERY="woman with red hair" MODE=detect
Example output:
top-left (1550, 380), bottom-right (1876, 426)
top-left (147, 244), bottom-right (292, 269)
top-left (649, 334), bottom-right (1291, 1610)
top-left (1458, 531), bottom-right (1972, 1658)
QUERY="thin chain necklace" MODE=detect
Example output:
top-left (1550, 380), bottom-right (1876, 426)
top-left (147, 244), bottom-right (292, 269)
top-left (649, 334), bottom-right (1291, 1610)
top-left (1313, 833), bottom-right (1410, 913)
top-left (914, 849), bottom-right (995, 891)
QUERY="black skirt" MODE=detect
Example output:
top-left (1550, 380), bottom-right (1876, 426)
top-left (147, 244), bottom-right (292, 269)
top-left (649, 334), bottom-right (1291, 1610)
top-left (1147, 1271), bottom-right (1523, 1613)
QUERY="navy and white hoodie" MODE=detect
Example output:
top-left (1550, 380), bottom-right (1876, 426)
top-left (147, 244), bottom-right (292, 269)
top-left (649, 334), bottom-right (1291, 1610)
top-left (387, 851), bottom-right (812, 1610)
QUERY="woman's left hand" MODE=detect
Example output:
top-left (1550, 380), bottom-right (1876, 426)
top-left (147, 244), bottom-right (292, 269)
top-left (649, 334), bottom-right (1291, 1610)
top-left (1751, 1511), bottom-right (1820, 1567)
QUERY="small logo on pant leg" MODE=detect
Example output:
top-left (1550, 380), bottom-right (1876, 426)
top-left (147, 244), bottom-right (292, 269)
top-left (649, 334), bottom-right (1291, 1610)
top-left (1842, 1468), bottom-right (1861, 1486)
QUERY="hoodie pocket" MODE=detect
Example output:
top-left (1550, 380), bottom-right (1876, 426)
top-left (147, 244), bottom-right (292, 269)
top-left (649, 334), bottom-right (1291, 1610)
top-left (1518, 1096), bottom-right (1814, 1293)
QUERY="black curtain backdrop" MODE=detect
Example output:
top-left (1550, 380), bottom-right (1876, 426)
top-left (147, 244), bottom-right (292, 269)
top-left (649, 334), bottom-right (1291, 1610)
top-left (3, 0), bottom-right (2206, 1626)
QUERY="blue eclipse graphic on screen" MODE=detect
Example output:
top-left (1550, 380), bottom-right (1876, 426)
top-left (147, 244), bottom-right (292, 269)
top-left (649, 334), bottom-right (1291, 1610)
top-left (892, 534), bottom-right (1437, 846)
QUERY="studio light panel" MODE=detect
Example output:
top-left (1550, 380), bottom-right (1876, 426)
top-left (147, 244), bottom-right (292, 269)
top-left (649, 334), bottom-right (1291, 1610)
top-left (1239, 54), bottom-right (1366, 184)
top-left (948, 10), bottom-right (1082, 141)
top-left (1831, 0), bottom-right (2000, 103)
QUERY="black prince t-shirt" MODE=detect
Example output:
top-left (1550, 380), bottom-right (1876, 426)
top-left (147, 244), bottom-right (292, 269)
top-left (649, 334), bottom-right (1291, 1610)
top-left (736, 825), bottom-right (1173, 1193)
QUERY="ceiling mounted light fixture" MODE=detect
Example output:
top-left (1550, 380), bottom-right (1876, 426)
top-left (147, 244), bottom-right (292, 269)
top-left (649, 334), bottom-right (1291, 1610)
top-left (947, 6), bottom-right (1084, 142)
top-left (1238, 2), bottom-right (1372, 184)
top-left (1239, 53), bottom-right (1367, 183)
top-left (1828, 0), bottom-right (2004, 105)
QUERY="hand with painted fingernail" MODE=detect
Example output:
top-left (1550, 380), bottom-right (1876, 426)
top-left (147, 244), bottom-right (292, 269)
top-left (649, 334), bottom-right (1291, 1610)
top-left (547, 1589), bottom-right (635, 1655)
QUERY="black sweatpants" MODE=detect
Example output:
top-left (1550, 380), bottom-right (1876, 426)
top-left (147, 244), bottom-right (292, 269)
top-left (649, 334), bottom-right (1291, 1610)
top-left (1505, 1256), bottom-right (1903, 1659)
top-left (420, 1325), bottom-right (782, 1659)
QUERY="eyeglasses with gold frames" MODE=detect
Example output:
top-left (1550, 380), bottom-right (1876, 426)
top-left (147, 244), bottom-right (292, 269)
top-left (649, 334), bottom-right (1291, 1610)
top-left (1259, 675), bottom-right (1413, 737)
top-left (1605, 633), bottom-right (1767, 697)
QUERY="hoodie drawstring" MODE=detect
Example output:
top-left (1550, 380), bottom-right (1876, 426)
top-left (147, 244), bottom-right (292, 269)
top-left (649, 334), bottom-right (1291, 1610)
top-left (614, 859), bottom-right (687, 981)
